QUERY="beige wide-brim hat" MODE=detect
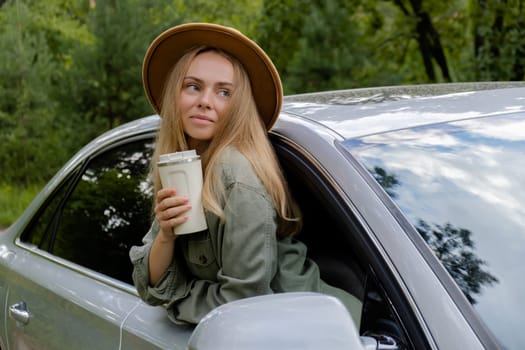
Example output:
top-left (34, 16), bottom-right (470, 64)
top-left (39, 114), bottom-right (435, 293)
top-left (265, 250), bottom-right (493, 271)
top-left (142, 22), bottom-right (283, 131)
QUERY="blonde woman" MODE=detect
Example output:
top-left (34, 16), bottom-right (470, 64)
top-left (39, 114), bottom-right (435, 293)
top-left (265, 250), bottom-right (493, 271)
top-left (130, 23), bottom-right (361, 325)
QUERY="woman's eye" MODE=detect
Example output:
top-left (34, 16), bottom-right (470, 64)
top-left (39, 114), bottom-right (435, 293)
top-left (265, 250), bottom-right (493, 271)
top-left (218, 89), bottom-right (231, 97)
top-left (185, 83), bottom-right (199, 91)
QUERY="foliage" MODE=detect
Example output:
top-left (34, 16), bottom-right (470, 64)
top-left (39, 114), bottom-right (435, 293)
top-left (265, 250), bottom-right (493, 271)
top-left (469, 0), bottom-right (525, 81)
top-left (285, 0), bottom-right (368, 93)
top-left (257, 0), bottom-right (387, 93)
top-left (0, 182), bottom-right (42, 227)
top-left (256, 0), bottom-right (307, 81)
top-left (388, 0), bottom-right (452, 82)
top-left (173, 0), bottom-right (262, 34)
top-left (0, 1), bottom-right (73, 184)
top-left (58, 0), bottom-right (175, 137)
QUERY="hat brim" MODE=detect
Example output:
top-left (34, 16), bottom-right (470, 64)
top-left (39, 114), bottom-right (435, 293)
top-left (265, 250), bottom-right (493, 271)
top-left (142, 23), bottom-right (282, 131)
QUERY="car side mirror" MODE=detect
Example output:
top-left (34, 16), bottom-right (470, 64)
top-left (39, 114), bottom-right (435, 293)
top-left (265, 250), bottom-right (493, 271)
top-left (187, 292), bottom-right (371, 350)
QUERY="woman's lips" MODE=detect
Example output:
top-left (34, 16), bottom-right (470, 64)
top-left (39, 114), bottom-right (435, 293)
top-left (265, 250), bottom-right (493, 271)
top-left (191, 115), bottom-right (214, 124)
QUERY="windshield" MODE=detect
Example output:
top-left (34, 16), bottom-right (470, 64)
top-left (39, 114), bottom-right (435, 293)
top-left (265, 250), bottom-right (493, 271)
top-left (344, 113), bottom-right (525, 349)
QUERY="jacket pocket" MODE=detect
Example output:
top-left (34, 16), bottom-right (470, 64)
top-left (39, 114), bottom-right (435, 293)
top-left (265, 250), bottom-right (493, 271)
top-left (187, 238), bottom-right (216, 267)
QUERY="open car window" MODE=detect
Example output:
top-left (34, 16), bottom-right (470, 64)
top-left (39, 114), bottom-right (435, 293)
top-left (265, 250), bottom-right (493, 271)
top-left (271, 135), bottom-right (427, 349)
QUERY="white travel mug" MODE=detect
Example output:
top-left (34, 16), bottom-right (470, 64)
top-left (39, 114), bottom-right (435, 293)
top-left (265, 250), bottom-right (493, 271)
top-left (158, 150), bottom-right (208, 235)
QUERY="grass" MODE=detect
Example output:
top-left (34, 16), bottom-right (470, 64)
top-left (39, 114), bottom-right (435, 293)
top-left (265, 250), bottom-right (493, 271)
top-left (0, 182), bottom-right (43, 228)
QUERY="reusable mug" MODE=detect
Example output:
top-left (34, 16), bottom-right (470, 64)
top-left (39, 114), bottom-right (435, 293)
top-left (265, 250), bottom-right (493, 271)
top-left (158, 150), bottom-right (208, 235)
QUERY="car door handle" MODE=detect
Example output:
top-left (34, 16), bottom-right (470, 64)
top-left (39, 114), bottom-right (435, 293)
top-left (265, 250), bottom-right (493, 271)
top-left (9, 301), bottom-right (32, 325)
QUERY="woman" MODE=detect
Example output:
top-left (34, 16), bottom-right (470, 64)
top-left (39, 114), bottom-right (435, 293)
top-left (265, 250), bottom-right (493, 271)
top-left (130, 23), bottom-right (361, 325)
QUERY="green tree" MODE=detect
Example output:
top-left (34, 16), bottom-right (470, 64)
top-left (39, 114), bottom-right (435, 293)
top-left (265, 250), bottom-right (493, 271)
top-left (257, 0), bottom-right (464, 91)
top-left (58, 0), bottom-right (173, 142)
top-left (256, 0), bottom-right (369, 94)
top-left (256, 0), bottom-right (307, 81)
top-left (470, 0), bottom-right (525, 81)
top-left (0, 1), bottom-right (73, 184)
top-left (285, 0), bottom-right (368, 93)
top-left (173, 0), bottom-right (262, 34)
top-left (389, 0), bottom-right (452, 82)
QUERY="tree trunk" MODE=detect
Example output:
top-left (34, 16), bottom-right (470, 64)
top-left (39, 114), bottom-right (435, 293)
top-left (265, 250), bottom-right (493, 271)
top-left (393, 0), bottom-right (451, 82)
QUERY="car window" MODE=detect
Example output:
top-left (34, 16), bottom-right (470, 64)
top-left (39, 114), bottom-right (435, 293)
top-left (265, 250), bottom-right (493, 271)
top-left (22, 137), bottom-right (155, 284)
top-left (345, 113), bottom-right (525, 349)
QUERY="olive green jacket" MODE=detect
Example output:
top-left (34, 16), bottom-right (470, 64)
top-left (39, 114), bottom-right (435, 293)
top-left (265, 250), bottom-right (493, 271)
top-left (130, 147), bottom-right (360, 325)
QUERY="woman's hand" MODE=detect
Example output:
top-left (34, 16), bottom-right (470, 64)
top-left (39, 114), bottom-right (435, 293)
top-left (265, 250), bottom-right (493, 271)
top-left (149, 187), bottom-right (191, 286)
top-left (154, 187), bottom-right (192, 240)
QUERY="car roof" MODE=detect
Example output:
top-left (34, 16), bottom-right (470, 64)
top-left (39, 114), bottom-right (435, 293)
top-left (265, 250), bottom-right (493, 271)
top-left (282, 82), bottom-right (525, 139)
top-left (90, 82), bottom-right (525, 150)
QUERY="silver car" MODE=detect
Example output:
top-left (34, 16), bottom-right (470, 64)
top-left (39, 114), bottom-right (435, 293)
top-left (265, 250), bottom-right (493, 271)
top-left (1, 82), bottom-right (524, 349)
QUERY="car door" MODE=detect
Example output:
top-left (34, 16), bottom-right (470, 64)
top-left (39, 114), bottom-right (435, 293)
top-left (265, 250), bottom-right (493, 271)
top-left (5, 245), bottom-right (138, 349)
top-left (120, 301), bottom-right (193, 349)
top-left (4, 134), bottom-right (171, 349)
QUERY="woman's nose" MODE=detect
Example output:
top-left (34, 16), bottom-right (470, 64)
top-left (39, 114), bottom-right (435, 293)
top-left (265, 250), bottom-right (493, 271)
top-left (197, 89), bottom-right (212, 109)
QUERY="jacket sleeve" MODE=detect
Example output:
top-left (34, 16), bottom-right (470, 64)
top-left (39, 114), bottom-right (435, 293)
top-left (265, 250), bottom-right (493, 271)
top-left (129, 221), bottom-right (192, 309)
top-left (169, 182), bottom-right (279, 324)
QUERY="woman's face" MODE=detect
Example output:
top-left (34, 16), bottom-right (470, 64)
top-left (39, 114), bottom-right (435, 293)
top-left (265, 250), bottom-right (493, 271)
top-left (178, 50), bottom-right (234, 148)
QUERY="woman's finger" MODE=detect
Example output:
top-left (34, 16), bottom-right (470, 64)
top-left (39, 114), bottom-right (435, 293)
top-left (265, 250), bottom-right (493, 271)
top-left (156, 203), bottom-right (192, 221)
top-left (156, 187), bottom-right (176, 203)
top-left (155, 194), bottom-right (189, 213)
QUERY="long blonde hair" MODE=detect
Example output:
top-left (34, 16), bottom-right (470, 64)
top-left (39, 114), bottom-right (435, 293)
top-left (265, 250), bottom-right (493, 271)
top-left (151, 46), bottom-right (301, 237)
